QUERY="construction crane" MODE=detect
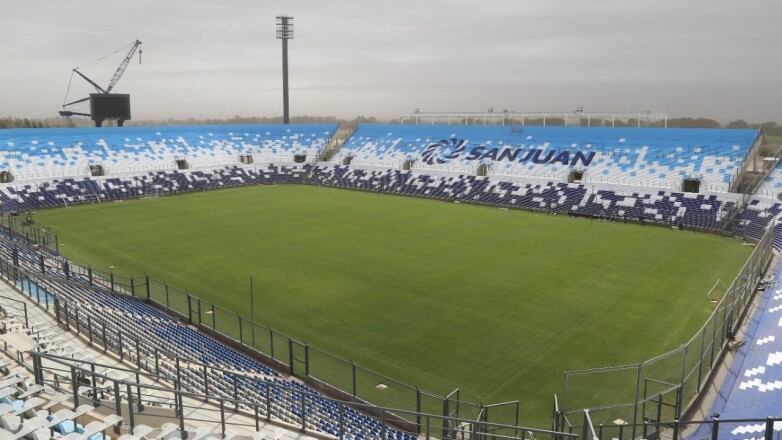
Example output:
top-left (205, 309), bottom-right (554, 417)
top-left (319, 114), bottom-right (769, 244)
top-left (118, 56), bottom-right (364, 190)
top-left (60, 40), bottom-right (142, 127)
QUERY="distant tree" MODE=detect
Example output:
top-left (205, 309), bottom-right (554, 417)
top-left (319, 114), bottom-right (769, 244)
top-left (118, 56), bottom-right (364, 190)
top-left (667, 117), bottom-right (721, 128)
top-left (756, 122), bottom-right (782, 136)
top-left (726, 119), bottom-right (749, 129)
top-left (355, 116), bottom-right (377, 124)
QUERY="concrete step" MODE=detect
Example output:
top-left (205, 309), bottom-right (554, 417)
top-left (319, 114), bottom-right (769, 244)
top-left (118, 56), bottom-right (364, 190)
top-left (319, 122), bottom-right (357, 162)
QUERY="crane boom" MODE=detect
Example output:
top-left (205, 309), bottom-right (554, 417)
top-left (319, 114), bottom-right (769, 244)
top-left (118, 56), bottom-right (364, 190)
top-left (72, 69), bottom-right (106, 94)
top-left (106, 39), bottom-right (142, 93)
top-left (59, 39), bottom-right (142, 127)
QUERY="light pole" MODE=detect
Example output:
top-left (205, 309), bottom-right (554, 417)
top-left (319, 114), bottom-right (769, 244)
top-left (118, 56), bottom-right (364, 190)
top-left (250, 275), bottom-right (255, 346)
top-left (276, 15), bottom-right (294, 124)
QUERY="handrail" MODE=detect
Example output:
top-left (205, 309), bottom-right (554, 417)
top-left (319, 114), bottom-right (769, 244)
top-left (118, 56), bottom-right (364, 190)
top-left (582, 410), bottom-right (598, 440)
top-left (0, 223), bottom-right (517, 422)
top-left (0, 238), bottom-right (559, 437)
top-left (34, 352), bottom-right (578, 439)
top-left (0, 293), bottom-right (28, 328)
top-left (561, 223), bottom-right (773, 427)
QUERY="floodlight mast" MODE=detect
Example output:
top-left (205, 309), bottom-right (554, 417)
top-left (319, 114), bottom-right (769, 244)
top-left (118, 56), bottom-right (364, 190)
top-left (276, 15), bottom-right (294, 124)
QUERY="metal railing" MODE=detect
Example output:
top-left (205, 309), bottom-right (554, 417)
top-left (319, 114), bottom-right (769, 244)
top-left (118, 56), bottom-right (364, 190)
top-left (28, 345), bottom-right (570, 440)
top-left (559, 224), bottom-right (774, 431)
top-left (0, 220), bottom-right (523, 426)
top-left (0, 233), bottom-right (525, 437)
top-left (0, 293), bottom-right (28, 328)
top-left (573, 407), bottom-right (782, 440)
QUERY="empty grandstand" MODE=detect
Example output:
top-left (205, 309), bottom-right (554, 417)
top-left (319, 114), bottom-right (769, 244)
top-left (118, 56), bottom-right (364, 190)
top-left (0, 119), bottom-right (779, 440)
top-left (335, 125), bottom-right (759, 193)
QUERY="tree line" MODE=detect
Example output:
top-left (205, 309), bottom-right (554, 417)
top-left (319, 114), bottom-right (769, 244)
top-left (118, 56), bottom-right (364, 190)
top-left (1, 114), bottom-right (780, 135)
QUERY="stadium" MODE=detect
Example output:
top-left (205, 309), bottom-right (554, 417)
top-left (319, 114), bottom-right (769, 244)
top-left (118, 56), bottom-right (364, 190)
top-left (0, 3), bottom-right (781, 440)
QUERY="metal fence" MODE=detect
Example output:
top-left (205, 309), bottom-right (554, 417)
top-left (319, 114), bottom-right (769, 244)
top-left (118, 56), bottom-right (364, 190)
top-left (565, 407), bottom-right (782, 440)
top-left (0, 292), bottom-right (28, 328)
top-left (24, 352), bottom-right (571, 440)
top-left (1, 213), bottom-right (57, 250)
top-left (0, 218), bottom-right (525, 425)
top-left (0, 230), bottom-right (522, 434)
top-left (2, 194), bottom-right (772, 433)
top-left (559, 225), bottom-right (774, 432)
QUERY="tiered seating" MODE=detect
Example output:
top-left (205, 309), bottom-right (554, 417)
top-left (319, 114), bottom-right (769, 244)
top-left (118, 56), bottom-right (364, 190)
top-left (334, 125), bottom-right (758, 192)
top-left (756, 162), bottom-right (782, 198)
top-left (732, 199), bottom-right (782, 244)
top-left (0, 124), bottom-right (335, 181)
top-left (0, 164), bottom-right (308, 212)
top-left (691, 260), bottom-right (782, 440)
top-left (575, 190), bottom-right (732, 229)
top-left (0, 237), bottom-right (416, 440)
top-left (0, 307), bottom-right (123, 440)
top-left (308, 165), bottom-right (735, 230)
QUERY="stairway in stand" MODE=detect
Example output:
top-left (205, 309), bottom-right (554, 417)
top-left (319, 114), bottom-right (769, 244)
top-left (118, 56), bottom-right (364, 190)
top-left (320, 121), bottom-right (357, 162)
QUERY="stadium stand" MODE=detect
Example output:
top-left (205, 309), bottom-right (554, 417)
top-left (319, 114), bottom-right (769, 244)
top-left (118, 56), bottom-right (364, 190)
top-left (690, 260), bottom-right (782, 440)
top-left (732, 199), bottom-right (782, 241)
top-left (0, 164), bottom-right (307, 212)
top-left (0, 123), bottom-right (781, 439)
top-left (0, 161), bottom-right (744, 232)
top-left (334, 125), bottom-right (759, 192)
top-left (756, 164), bottom-right (782, 198)
top-left (307, 165), bottom-right (739, 231)
top-left (0, 278), bottom-right (326, 440)
top-left (0, 234), bottom-right (420, 440)
top-left (0, 301), bottom-right (124, 440)
top-left (0, 125), bottom-right (336, 181)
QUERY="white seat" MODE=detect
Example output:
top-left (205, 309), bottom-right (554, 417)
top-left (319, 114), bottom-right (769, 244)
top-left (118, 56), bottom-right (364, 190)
top-left (0, 404), bottom-right (13, 420)
top-left (0, 414), bottom-right (21, 433)
top-left (0, 389), bottom-right (17, 401)
top-left (82, 414), bottom-right (122, 436)
top-left (72, 404), bottom-right (94, 418)
top-left (42, 393), bottom-right (70, 410)
top-left (189, 428), bottom-right (210, 440)
top-left (252, 427), bottom-right (278, 440)
top-left (16, 386), bottom-right (43, 400)
top-left (45, 409), bottom-right (75, 429)
top-left (10, 415), bottom-right (47, 440)
top-left (13, 397), bottom-right (45, 417)
top-left (132, 424), bottom-right (154, 439)
top-left (27, 428), bottom-right (51, 440)
top-left (156, 423), bottom-right (179, 440)
top-left (0, 379), bottom-right (24, 391)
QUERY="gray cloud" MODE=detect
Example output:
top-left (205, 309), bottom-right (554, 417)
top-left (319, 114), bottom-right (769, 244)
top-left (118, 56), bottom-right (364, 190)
top-left (0, 0), bottom-right (780, 121)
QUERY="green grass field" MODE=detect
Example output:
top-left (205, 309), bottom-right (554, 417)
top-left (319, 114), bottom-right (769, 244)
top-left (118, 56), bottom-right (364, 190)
top-left (34, 184), bottom-right (751, 424)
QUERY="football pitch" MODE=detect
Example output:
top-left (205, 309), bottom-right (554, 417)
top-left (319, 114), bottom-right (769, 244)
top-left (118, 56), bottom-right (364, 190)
top-left (34, 184), bottom-right (751, 424)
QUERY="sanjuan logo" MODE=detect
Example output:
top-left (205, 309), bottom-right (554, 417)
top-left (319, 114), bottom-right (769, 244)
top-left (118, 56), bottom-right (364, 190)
top-left (420, 138), bottom-right (468, 165)
top-left (420, 139), bottom-right (595, 167)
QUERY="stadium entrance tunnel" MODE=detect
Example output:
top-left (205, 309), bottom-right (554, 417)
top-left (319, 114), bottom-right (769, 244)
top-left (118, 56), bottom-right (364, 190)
top-left (239, 154), bottom-right (254, 165)
top-left (176, 159), bottom-right (189, 170)
top-left (568, 170), bottom-right (584, 183)
top-left (293, 154), bottom-right (307, 163)
top-left (682, 178), bottom-right (701, 193)
top-left (477, 163), bottom-right (489, 176)
top-left (0, 171), bottom-right (14, 183)
top-left (89, 164), bottom-right (105, 177)
top-left (403, 159), bottom-right (415, 171)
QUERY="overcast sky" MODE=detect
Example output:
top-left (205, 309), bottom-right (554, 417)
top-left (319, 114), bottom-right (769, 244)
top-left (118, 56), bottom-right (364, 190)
top-left (1, 0), bottom-right (780, 122)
